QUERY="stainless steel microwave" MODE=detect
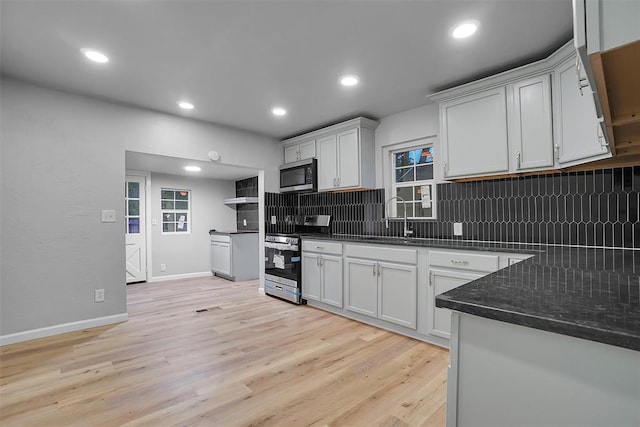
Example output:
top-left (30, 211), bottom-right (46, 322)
top-left (279, 158), bottom-right (317, 193)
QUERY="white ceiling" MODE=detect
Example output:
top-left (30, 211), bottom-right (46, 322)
top-left (1, 0), bottom-right (572, 140)
top-left (125, 151), bottom-right (260, 181)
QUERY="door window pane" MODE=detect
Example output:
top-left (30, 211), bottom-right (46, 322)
top-left (128, 200), bottom-right (139, 216)
top-left (128, 182), bottom-right (140, 198)
top-left (128, 218), bottom-right (140, 234)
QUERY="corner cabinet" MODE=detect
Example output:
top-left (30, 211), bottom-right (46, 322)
top-left (281, 117), bottom-right (378, 191)
top-left (432, 41), bottom-right (612, 179)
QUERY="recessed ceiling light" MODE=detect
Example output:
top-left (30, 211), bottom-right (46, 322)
top-left (272, 107), bottom-right (287, 116)
top-left (178, 101), bottom-right (195, 110)
top-left (81, 48), bottom-right (109, 63)
top-left (184, 166), bottom-right (201, 172)
top-left (452, 21), bottom-right (479, 39)
top-left (340, 75), bottom-right (359, 86)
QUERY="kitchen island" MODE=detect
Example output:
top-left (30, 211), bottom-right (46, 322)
top-left (435, 245), bottom-right (640, 427)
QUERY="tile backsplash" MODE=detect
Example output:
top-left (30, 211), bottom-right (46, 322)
top-left (265, 166), bottom-right (640, 249)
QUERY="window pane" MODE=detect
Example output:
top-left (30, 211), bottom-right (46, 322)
top-left (395, 167), bottom-right (414, 183)
top-left (403, 203), bottom-right (414, 217)
top-left (175, 201), bottom-right (188, 210)
top-left (395, 151), bottom-right (413, 167)
top-left (396, 187), bottom-right (413, 201)
top-left (161, 190), bottom-right (174, 200)
top-left (176, 191), bottom-right (189, 201)
top-left (164, 213), bottom-right (175, 222)
top-left (416, 164), bottom-right (433, 180)
top-left (417, 147), bottom-right (434, 164)
top-left (128, 182), bottom-right (139, 198)
top-left (163, 222), bottom-right (175, 232)
top-left (161, 200), bottom-right (174, 209)
top-left (128, 200), bottom-right (139, 216)
top-left (128, 218), bottom-right (140, 234)
top-left (414, 203), bottom-right (433, 218)
top-left (176, 221), bottom-right (188, 232)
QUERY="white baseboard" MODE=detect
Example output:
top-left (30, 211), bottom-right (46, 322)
top-left (0, 313), bottom-right (129, 346)
top-left (149, 271), bottom-right (212, 283)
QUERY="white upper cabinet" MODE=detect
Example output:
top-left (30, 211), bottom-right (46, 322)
top-left (432, 41), bottom-right (612, 179)
top-left (440, 87), bottom-right (509, 178)
top-left (283, 139), bottom-right (316, 164)
top-left (507, 74), bottom-right (554, 171)
top-left (282, 117), bottom-right (378, 191)
top-left (575, 0), bottom-right (640, 56)
top-left (554, 55), bottom-right (610, 166)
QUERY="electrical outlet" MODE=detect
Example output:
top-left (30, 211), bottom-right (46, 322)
top-left (94, 289), bottom-right (105, 302)
top-left (453, 222), bottom-right (463, 236)
top-left (151, 218), bottom-right (157, 226)
top-left (271, 215), bottom-right (277, 225)
top-left (160, 263), bottom-right (166, 272)
top-left (101, 210), bottom-right (116, 223)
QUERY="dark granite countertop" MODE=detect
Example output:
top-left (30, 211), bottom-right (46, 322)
top-left (299, 234), bottom-right (640, 351)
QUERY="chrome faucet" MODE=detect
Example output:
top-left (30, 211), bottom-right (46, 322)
top-left (385, 196), bottom-right (413, 238)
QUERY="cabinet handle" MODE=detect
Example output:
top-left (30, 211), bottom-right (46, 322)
top-left (450, 259), bottom-right (469, 265)
top-left (443, 161), bottom-right (448, 174)
top-left (575, 56), bottom-right (589, 96)
top-left (377, 263), bottom-right (381, 277)
top-left (597, 122), bottom-right (609, 152)
top-left (429, 271), bottom-right (433, 286)
top-left (320, 256), bottom-right (323, 266)
top-left (372, 263), bottom-right (377, 276)
top-left (554, 144), bottom-right (560, 161)
top-left (516, 151), bottom-right (521, 169)
top-left (315, 246), bottom-right (324, 249)
top-left (316, 256), bottom-right (320, 267)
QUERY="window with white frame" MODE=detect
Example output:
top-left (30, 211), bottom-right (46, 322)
top-left (392, 146), bottom-right (435, 219)
top-left (161, 189), bottom-right (190, 233)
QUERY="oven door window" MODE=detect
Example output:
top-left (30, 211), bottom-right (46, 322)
top-left (264, 246), bottom-right (299, 281)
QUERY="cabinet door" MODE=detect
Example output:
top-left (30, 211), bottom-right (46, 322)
top-left (508, 75), bottom-right (554, 171)
top-left (218, 243), bottom-right (232, 276)
top-left (336, 128), bottom-right (360, 188)
top-left (345, 258), bottom-right (377, 317)
top-left (321, 255), bottom-right (343, 308)
top-left (283, 144), bottom-right (299, 164)
top-left (441, 87), bottom-right (509, 178)
top-left (302, 253), bottom-right (321, 301)
top-left (317, 134), bottom-right (338, 191)
top-left (378, 262), bottom-right (417, 329)
top-left (428, 268), bottom-right (482, 339)
top-left (299, 140), bottom-right (316, 160)
top-left (554, 56), bottom-right (610, 167)
top-left (210, 243), bottom-right (219, 272)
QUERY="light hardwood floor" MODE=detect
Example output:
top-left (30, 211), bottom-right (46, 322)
top-left (0, 277), bottom-right (449, 426)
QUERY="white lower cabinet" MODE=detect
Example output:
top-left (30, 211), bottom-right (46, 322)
top-left (344, 244), bottom-right (418, 330)
top-left (301, 241), bottom-right (343, 308)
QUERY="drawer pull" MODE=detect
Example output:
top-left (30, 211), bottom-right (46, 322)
top-left (275, 285), bottom-right (283, 291)
top-left (450, 259), bottom-right (469, 265)
top-left (315, 246), bottom-right (324, 249)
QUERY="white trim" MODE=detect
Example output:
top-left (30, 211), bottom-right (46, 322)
top-left (149, 271), bottom-right (212, 283)
top-left (0, 313), bottom-right (128, 346)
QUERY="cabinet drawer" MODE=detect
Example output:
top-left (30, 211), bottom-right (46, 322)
top-left (211, 234), bottom-right (231, 243)
top-left (345, 244), bottom-right (417, 265)
top-left (429, 250), bottom-right (499, 273)
top-left (302, 240), bottom-right (343, 255)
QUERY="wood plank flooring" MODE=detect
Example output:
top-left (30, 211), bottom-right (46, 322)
top-left (0, 276), bottom-right (449, 426)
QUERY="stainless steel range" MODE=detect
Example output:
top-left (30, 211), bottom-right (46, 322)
top-left (264, 215), bottom-right (331, 304)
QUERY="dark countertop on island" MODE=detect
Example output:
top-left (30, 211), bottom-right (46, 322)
top-left (299, 233), bottom-right (640, 352)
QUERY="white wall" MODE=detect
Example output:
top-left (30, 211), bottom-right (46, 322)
top-left (0, 77), bottom-right (281, 342)
top-left (1, 79), bottom-right (127, 338)
top-left (374, 103), bottom-right (441, 190)
top-left (149, 173), bottom-right (236, 279)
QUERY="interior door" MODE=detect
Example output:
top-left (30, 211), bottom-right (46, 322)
top-left (125, 175), bottom-right (147, 283)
